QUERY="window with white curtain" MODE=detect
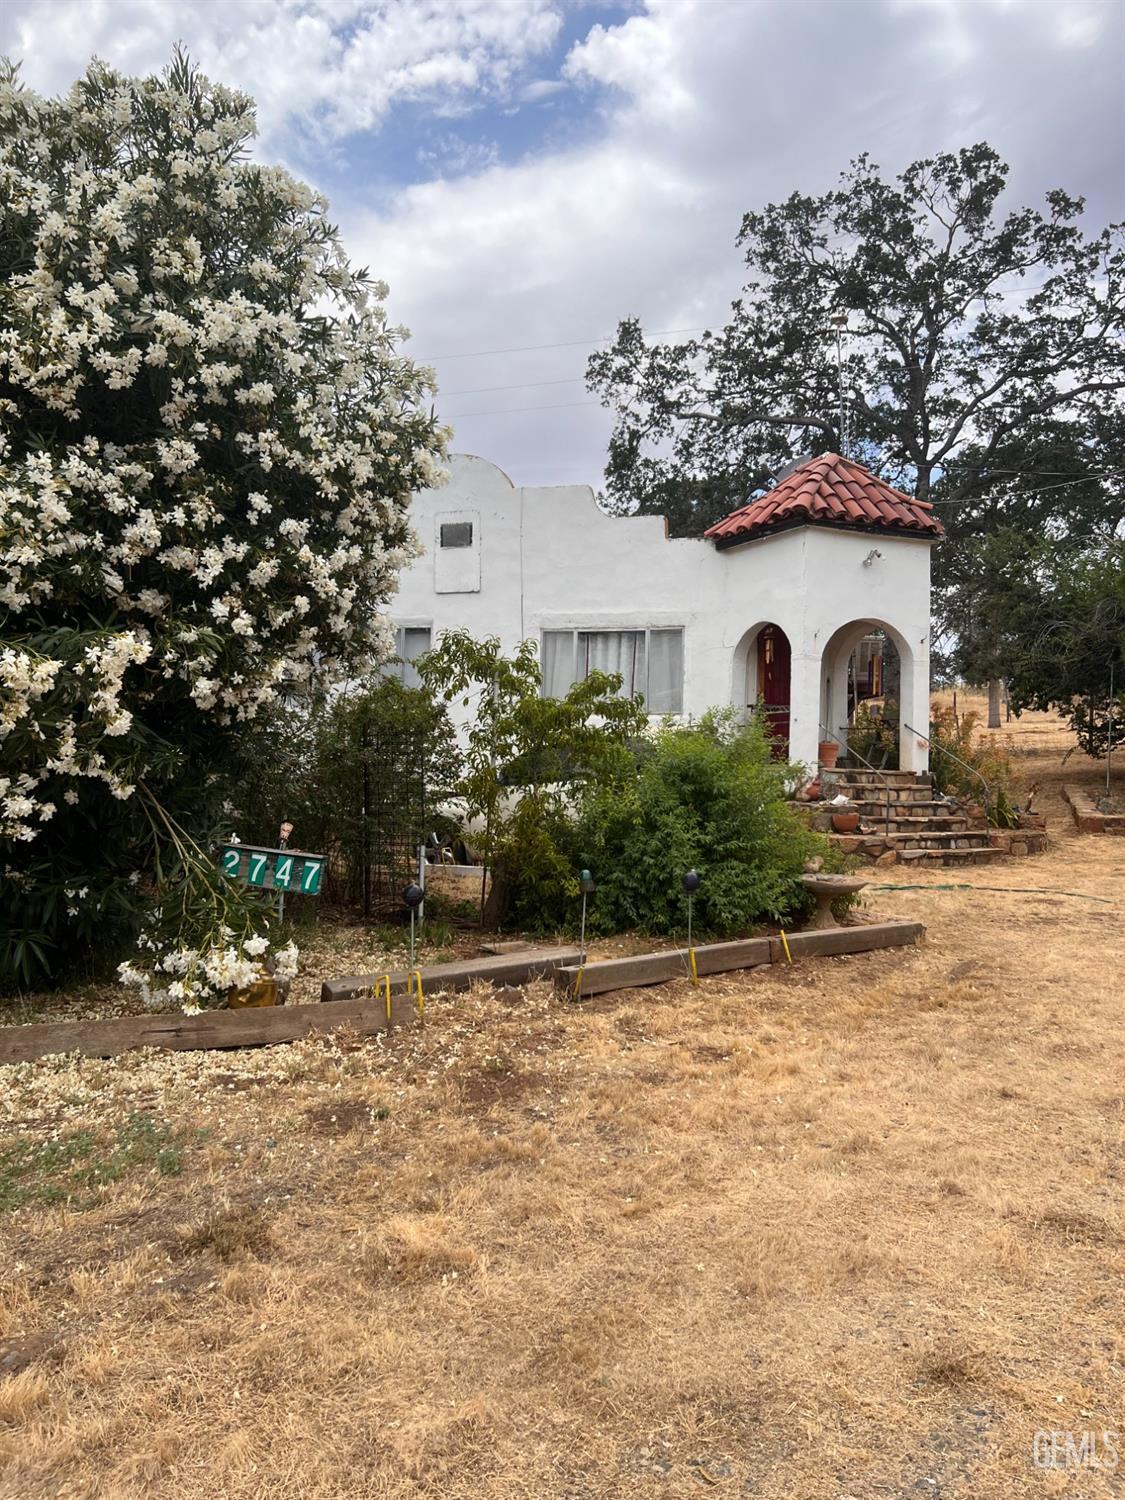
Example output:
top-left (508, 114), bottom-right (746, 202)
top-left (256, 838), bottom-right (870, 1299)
top-left (389, 626), bottom-right (431, 689)
top-left (540, 627), bottom-right (684, 713)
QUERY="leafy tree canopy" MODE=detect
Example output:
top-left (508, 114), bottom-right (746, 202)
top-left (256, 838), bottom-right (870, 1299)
top-left (960, 534), bottom-right (1125, 758)
top-left (588, 143), bottom-right (1125, 548)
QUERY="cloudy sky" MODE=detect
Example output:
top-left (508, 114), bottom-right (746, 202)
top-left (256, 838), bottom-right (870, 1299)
top-left (3, 0), bottom-right (1122, 491)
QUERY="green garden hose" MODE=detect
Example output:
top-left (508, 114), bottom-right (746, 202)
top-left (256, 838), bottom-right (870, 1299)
top-left (874, 882), bottom-right (1117, 904)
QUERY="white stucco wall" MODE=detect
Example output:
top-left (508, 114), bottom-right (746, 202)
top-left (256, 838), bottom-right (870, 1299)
top-left (392, 454), bottom-right (935, 773)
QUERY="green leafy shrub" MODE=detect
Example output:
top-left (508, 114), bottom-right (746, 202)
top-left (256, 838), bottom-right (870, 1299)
top-left (542, 711), bottom-right (830, 938)
top-left (419, 631), bottom-right (645, 926)
top-left (232, 676), bottom-right (462, 917)
top-left (929, 705), bottom-right (1017, 826)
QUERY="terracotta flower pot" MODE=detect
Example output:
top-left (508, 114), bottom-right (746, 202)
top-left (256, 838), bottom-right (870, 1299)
top-left (818, 740), bottom-right (840, 769)
top-left (831, 811), bottom-right (860, 833)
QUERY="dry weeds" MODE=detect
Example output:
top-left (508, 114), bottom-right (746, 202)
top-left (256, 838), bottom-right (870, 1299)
top-left (1, 700), bottom-right (1124, 1497)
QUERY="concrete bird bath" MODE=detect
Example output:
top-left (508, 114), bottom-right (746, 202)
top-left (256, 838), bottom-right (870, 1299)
top-left (801, 872), bottom-right (869, 929)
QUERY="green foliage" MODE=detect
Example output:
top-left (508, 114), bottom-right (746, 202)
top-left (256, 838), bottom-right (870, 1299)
top-left (929, 705), bottom-right (1017, 826)
top-left (982, 540), bottom-right (1125, 759)
top-left (0, 1112), bottom-right (187, 1212)
top-left (0, 51), bottom-right (443, 992)
top-left (542, 712), bottom-right (827, 938)
top-left (932, 415), bottom-right (1125, 679)
top-left (846, 700), bottom-right (900, 769)
top-left (232, 675), bottom-right (461, 914)
top-left (418, 631), bottom-right (646, 924)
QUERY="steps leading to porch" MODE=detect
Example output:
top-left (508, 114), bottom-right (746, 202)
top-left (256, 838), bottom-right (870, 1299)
top-left (821, 766), bottom-right (1004, 867)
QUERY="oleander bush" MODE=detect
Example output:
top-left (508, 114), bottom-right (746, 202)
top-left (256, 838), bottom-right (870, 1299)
top-left (0, 52), bottom-right (445, 992)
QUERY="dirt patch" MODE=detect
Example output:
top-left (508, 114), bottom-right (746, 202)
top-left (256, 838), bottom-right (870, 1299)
top-left (0, 1334), bottom-right (65, 1378)
top-left (458, 1061), bottom-right (544, 1107)
top-left (302, 1097), bottom-right (383, 1137)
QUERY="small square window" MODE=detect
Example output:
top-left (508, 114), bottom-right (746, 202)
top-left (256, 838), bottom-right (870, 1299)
top-left (440, 521), bottom-right (473, 549)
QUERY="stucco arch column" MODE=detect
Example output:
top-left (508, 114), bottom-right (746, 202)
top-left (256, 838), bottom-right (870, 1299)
top-left (788, 650), bottom-right (823, 773)
top-left (821, 627), bottom-right (867, 748)
top-left (899, 631), bottom-right (931, 774)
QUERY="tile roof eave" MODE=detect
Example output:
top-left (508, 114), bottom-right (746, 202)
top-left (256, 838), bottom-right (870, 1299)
top-left (709, 515), bottom-right (944, 550)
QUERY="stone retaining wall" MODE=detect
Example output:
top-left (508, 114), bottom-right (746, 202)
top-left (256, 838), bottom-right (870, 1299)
top-left (1063, 785), bottom-right (1125, 834)
top-left (985, 830), bottom-right (1050, 856)
top-left (823, 828), bottom-right (1048, 864)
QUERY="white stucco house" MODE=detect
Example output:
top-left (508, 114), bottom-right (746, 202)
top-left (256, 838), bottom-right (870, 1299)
top-left (389, 450), bottom-right (943, 774)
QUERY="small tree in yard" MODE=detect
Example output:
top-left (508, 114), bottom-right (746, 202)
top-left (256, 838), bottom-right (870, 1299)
top-left (232, 675), bottom-right (462, 917)
top-left (418, 631), bottom-right (646, 926)
top-left (0, 53), bottom-right (446, 997)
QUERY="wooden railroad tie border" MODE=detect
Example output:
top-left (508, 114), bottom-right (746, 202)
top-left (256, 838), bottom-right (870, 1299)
top-left (0, 927), bottom-right (922, 1065)
top-left (319, 946), bottom-right (583, 1004)
top-left (0, 993), bottom-right (422, 1067)
top-left (555, 919), bottom-right (925, 999)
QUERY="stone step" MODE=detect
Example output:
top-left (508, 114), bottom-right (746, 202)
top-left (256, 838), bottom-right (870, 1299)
top-left (831, 785), bottom-right (937, 805)
top-left (881, 815), bottom-right (970, 833)
top-left (886, 831), bottom-right (992, 850)
top-left (834, 814), bottom-right (969, 834)
top-left (888, 828), bottom-right (996, 840)
top-left (828, 769), bottom-right (931, 787)
top-left (896, 847), bottom-right (1002, 867)
top-left (849, 799), bottom-right (962, 819)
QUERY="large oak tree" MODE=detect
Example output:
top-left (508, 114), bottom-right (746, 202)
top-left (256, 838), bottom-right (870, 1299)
top-left (588, 144), bottom-right (1125, 695)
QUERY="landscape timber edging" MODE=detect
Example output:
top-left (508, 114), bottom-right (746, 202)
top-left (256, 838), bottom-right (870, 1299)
top-left (555, 919), bottom-right (924, 999)
top-left (320, 946), bottom-right (583, 1004)
top-left (1063, 784), bottom-right (1125, 835)
top-left (0, 929), bottom-right (924, 1066)
top-left (0, 993), bottom-right (421, 1067)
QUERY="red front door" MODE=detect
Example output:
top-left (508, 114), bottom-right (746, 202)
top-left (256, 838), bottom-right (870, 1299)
top-left (756, 624), bottom-right (791, 757)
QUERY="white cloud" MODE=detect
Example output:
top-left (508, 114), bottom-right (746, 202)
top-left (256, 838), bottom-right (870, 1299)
top-left (2, 0), bottom-right (1123, 495)
top-left (0, 0), bottom-right (563, 149)
top-left (357, 0), bottom-right (1125, 488)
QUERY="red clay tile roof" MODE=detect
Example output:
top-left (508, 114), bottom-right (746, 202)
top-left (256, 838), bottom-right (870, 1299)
top-left (704, 453), bottom-right (944, 546)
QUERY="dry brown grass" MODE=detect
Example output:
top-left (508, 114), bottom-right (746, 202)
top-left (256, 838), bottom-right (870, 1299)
top-left (1, 699), bottom-right (1124, 1497)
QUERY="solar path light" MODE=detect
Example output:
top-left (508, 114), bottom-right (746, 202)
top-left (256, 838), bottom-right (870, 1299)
top-left (403, 882), bottom-right (425, 1019)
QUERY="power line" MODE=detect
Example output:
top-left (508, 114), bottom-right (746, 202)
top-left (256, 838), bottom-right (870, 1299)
top-left (444, 398), bottom-right (602, 419)
top-left (417, 325), bottom-right (709, 361)
top-left (441, 374), bottom-right (585, 398)
top-left (417, 289), bottom-right (1048, 365)
top-left (927, 473), bottom-right (1122, 507)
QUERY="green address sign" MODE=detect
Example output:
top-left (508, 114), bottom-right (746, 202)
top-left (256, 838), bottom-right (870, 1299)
top-left (220, 844), bottom-right (325, 896)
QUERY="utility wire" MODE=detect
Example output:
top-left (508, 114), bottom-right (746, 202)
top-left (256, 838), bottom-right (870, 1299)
top-left (418, 324), bottom-right (709, 361)
top-left (441, 374), bottom-right (586, 397)
top-left (443, 398), bottom-right (602, 419)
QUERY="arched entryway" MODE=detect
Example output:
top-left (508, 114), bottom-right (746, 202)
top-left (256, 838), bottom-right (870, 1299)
top-left (820, 620), bottom-right (913, 771)
top-left (733, 622), bottom-right (792, 757)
